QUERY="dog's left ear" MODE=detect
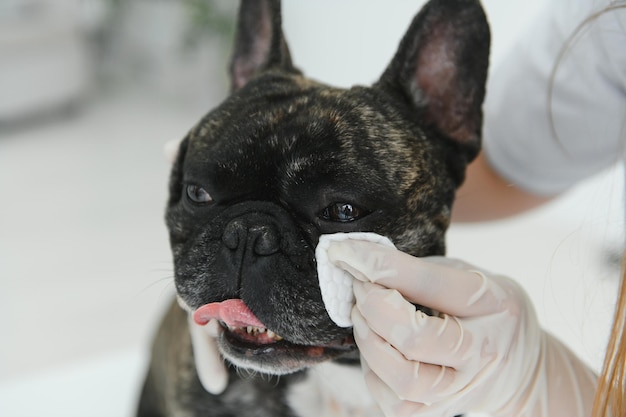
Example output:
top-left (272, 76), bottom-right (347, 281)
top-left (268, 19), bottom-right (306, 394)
top-left (377, 0), bottom-right (490, 162)
top-left (230, 0), bottom-right (299, 91)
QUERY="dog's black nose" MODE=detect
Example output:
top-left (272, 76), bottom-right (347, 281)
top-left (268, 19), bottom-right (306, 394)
top-left (223, 219), bottom-right (280, 256)
top-left (249, 224), bottom-right (280, 255)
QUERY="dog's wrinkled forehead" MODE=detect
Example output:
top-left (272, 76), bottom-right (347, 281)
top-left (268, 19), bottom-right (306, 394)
top-left (176, 0), bottom-right (491, 206)
top-left (184, 74), bottom-right (432, 196)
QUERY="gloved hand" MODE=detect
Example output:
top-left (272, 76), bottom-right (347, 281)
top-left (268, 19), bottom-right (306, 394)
top-left (188, 315), bottom-right (229, 394)
top-left (327, 239), bottom-right (598, 417)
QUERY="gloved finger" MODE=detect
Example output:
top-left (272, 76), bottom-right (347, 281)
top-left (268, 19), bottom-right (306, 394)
top-left (360, 358), bottom-right (433, 417)
top-left (328, 240), bottom-right (504, 317)
top-left (352, 307), bottom-right (458, 405)
top-left (362, 360), bottom-right (460, 417)
top-left (353, 280), bottom-right (471, 369)
top-left (164, 137), bottom-right (184, 164)
top-left (188, 317), bottom-right (228, 395)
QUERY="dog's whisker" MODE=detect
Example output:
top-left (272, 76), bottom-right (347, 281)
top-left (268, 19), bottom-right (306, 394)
top-left (136, 276), bottom-right (175, 296)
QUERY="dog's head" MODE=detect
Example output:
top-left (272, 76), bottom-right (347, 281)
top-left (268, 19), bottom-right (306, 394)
top-left (167, 0), bottom-right (489, 375)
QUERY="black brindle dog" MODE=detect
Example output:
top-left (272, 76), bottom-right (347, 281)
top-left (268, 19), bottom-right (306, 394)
top-left (138, 0), bottom-right (490, 415)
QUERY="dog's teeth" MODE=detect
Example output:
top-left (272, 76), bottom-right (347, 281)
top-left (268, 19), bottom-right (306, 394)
top-left (266, 330), bottom-right (283, 341)
top-left (234, 326), bottom-right (280, 339)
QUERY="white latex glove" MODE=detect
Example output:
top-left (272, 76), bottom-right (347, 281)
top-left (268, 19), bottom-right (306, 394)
top-left (188, 315), bottom-right (229, 395)
top-left (327, 239), bottom-right (598, 417)
top-left (164, 138), bottom-right (183, 164)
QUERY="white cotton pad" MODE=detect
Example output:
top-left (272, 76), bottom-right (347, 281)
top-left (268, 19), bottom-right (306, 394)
top-left (315, 232), bottom-right (396, 327)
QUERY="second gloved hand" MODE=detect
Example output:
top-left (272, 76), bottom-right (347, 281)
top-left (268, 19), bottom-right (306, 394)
top-left (327, 240), bottom-right (597, 417)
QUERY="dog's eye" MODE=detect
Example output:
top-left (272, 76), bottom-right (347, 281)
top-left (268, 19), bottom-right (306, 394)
top-left (186, 185), bottom-right (212, 204)
top-left (321, 203), bottom-right (366, 222)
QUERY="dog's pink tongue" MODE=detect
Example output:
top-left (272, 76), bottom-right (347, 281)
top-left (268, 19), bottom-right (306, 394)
top-left (193, 299), bottom-right (265, 328)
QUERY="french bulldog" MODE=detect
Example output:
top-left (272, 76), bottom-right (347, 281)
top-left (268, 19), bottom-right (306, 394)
top-left (137, 0), bottom-right (490, 415)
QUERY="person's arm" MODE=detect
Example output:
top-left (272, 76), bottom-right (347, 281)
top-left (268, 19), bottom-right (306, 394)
top-left (454, 1), bottom-right (625, 224)
top-left (452, 151), bottom-right (554, 222)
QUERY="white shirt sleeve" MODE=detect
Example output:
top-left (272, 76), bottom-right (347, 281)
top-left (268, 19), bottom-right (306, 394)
top-left (483, 0), bottom-right (626, 197)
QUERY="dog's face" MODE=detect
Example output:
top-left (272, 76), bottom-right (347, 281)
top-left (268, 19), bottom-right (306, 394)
top-left (167, 0), bottom-right (489, 375)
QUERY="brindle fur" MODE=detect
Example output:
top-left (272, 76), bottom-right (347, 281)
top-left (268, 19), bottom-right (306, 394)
top-left (138, 0), bottom-right (490, 415)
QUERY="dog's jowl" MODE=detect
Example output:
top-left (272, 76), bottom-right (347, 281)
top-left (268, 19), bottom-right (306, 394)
top-left (137, 0), bottom-right (490, 416)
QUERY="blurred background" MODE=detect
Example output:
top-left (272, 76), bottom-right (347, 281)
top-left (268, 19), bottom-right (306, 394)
top-left (0, 1), bottom-right (622, 416)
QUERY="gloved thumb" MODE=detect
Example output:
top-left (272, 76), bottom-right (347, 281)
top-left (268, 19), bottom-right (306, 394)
top-left (188, 316), bottom-right (228, 395)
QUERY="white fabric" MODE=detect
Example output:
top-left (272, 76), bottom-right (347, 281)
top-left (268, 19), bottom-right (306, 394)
top-left (316, 233), bottom-right (396, 327)
top-left (483, 0), bottom-right (626, 196)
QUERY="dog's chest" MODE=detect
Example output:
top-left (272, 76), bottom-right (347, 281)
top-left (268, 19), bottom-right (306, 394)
top-left (287, 362), bottom-right (383, 417)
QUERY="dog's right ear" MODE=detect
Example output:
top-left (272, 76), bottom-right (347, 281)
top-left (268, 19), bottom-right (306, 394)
top-left (376, 0), bottom-right (490, 163)
top-left (230, 0), bottom-right (298, 91)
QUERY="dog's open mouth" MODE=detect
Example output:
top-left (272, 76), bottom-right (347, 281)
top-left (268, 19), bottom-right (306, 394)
top-left (194, 300), bottom-right (284, 347)
top-left (194, 299), bottom-right (356, 371)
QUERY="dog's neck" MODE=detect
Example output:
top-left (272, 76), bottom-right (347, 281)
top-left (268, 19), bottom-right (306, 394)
top-left (287, 362), bottom-right (383, 417)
